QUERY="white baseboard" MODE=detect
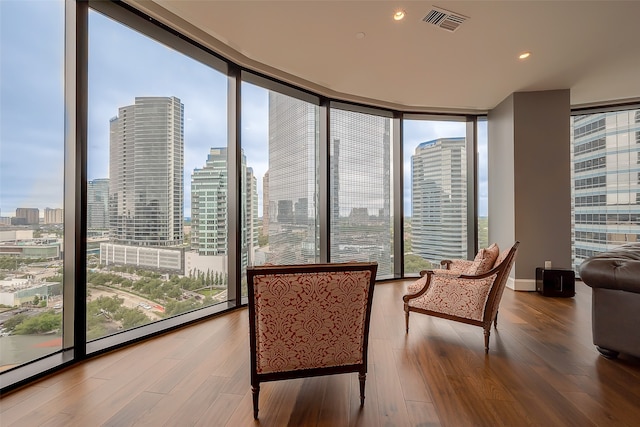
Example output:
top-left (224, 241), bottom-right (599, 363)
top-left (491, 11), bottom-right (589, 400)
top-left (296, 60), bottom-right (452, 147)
top-left (506, 277), bottom-right (536, 291)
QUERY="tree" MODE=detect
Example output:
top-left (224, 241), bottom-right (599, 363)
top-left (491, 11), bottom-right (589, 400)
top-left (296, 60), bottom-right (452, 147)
top-left (164, 299), bottom-right (200, 317)
top-left (91, 295), bottom-right (124, 315)
top-left (2, 313), bottom-right (28, 332)
top-left (404, 254), bottom-right (434, 274)
top-left (118, 308), bottom-right (150, 329)
top-left (14, 311), bottom-right (62, 334)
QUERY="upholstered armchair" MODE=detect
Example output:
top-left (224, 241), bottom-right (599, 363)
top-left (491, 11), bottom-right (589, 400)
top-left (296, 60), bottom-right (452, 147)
top-left (247, 262), bottom-right (378, 420)
top-left (403, 242), bottom-right (519, 353)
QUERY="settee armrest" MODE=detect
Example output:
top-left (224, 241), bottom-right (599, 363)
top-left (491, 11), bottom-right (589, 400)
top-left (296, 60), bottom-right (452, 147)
top-left (579, 243), bottom-right (640, 294)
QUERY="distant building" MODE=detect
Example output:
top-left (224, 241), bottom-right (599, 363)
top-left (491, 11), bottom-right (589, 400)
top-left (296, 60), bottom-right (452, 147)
top-left (329, 110), bottom-right (392, 275)
top-left (100, 242), bottom-right (183, 272)
top-left (88, 178), bottom-right (109, 230)
top-left (0, 241), bottom-right (61, 259)
top-left (0, 278), bottom-right (61, 307)
top-left (245, 166), bottom-right (259, 267)
top-left (43, 208), bottom-right (63, 224)
top-left (411, 137), bottom-right (467, 263)
top-left (0, 230), bottom-right (34, 242)
top-left (571, 110), bottom-right (640, 269)
top-left (262, 170), bottom-right (270, 231)
top-left (108, 96), bottom-right (184, 247)
top-left (191, 148), bottom-right (230, 257)
top-left (13, 208), bottom-right (39, 225)
top-left (0, 230), bottom-right (60, 260)
top-left (190, 148), bottom-right (258, 272)
top-left (265, 92), bottom-right (319, 265)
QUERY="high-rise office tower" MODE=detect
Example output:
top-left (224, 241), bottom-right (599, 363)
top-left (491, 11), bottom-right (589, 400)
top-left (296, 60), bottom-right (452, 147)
top-left (571, 110), bottom-right (640, 269)
top-left (191, 148), bottom-right (258, 266)
top-left (88, 178), bottom-right (109, 230)
top-left (266, 92), bottom-right (319, 264)
top-left (411, 137), bottom-right (467, 263)
top-left (191, 148), bottom-right (228, 256)
top-left (108, 96), bottom-right (184, 247)
top-left (245, 166), bottom-right (259, 267)
top-left (262, 170), bottom-right (270, 232)
top-left (329, 110), bottom-right (392, 275)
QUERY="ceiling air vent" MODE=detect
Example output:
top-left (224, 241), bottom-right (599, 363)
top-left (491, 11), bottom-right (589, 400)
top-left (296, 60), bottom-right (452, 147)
top-left (423, 6), bottom-right (468, 32)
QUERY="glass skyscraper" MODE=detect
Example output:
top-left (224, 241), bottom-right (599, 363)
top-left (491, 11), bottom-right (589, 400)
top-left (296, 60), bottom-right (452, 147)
top-left (191, 148), bottom-right (229, 256)
top-left (411, 137), bottom-right (467, 263)
top-left (191, 147), bottom-right (258, 267)
top-left (571, 110), bottom-right (640, 269)
top-left (108, 97), bottom-right (184, 247)
top-left (244, 165), bottom-right (259, 267)
top-left (265, 92), bottom-right (319, 265)
top-left (329, 109), bottom-right (392, 275)
top-left (87, 178), bottom-right (109, 230)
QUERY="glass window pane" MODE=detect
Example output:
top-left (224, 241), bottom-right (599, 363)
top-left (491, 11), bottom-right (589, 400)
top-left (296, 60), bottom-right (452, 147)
top-left (478, 118), bottom-right (489, 249)
top-left (0, 0), bottom-right (65, 369)
top-left (571, 110), bottom-right (640, 270)
top-left (329, 109), bottom-right (393, 278)
top-left (403, 119), bottom-right (467, 275)
top-left (87, 10), bottom-right (228, 341)
top-left (241, 83), bottom-right (320, 291)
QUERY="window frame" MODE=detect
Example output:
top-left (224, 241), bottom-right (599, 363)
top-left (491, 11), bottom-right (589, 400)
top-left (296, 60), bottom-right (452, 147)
top-left (1, 0), bottom-right (487, 392)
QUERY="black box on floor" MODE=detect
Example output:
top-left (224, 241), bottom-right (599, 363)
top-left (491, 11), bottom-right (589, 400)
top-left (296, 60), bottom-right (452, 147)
top-left (535, 268), bottom-right (575, 297)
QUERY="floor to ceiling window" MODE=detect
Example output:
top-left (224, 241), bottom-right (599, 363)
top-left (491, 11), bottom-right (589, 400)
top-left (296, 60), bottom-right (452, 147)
top-left (240, 78), bottom-right (320, 294)
top-left (571, 109), bottom-right (640, 270)
top-left (329, 105), bottom-right (393, 278)
top-left (86, 7), bottom-right (228, 341)
top-left (403, 119), bottom-right (468, 275)
top-left (0, 0), bottom-right (65, 372)
top-left (1, 0), bottom-right (489, 391)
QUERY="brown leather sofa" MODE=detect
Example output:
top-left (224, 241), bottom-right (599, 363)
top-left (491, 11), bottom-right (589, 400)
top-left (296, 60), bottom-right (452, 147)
top-left (579, 243), bottom-right (640, 359)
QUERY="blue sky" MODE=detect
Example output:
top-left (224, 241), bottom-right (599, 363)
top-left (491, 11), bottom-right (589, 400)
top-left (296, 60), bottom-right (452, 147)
top-left (0, 1), bottom-right (488, 219)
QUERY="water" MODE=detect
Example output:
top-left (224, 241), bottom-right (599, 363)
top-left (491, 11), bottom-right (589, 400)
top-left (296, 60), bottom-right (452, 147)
top-left (0, 334), bottom-right (62, 372)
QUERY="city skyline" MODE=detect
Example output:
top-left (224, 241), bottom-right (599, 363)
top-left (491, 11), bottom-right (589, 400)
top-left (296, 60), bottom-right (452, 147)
top-left (0, 4), bottom-right (489, 219)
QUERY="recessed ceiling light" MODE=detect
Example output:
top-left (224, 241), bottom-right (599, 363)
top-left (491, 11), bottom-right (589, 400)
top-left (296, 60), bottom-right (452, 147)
top-left (393, 10), bottom-right (406, 21)
top-left (355, 32), bottom-right (366, 39)
top-left (519, 52), bottom-right (531, 60)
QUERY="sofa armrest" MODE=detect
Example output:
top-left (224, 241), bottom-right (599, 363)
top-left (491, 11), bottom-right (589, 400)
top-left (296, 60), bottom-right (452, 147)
top-left (579, 244), bottom-right (640, 294)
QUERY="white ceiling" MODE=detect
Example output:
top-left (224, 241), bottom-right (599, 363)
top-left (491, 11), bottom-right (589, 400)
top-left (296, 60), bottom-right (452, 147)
top-left (131, 1), bottom-right (640, 113)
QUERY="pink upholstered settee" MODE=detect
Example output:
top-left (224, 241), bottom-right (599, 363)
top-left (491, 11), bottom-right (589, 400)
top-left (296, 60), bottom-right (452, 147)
top-left (247, 262), bottom-right (377, 419)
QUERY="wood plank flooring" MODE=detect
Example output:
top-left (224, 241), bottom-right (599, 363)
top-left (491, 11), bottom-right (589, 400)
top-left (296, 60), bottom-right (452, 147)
top-left (2, 280), bottom-right (640, 426)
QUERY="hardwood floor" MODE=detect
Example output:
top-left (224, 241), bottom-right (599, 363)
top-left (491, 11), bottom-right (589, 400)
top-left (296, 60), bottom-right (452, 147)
top-left (2, 280), bottom-right (640, 426)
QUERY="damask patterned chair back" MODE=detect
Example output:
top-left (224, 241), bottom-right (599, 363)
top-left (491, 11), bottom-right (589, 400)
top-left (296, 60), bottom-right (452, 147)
top-left (247, 262), bottom-right (377, 419)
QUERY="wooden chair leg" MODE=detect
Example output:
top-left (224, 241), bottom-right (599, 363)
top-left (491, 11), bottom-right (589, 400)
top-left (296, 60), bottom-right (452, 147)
top-left (252, 384), bottom-right (260, 419)
top-left (358, 372), bottom-right (366, 406)
top-left (404, 306), bottom-right (410, 333)
top-left (494, 310), bottom-right (499, 328)
top-left (484, 328), bottom-right (490, 354)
